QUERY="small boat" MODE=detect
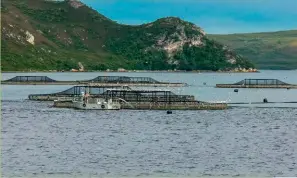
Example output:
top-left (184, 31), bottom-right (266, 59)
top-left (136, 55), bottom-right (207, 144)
top-left (72, 92), bottom-right (121, 110)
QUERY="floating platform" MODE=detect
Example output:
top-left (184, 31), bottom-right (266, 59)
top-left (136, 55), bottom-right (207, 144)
top-left (2, 76), bottom-right (187, 87)
top-left (53, 100), bottom-right (227, 110)
top-left (216, 79), bottom-right (297, 89)
top-left (52, 89), bottom-right (227, 110)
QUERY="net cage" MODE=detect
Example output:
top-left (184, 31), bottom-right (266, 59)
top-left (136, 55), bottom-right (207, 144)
top-left (234, 79), bottom-right (289, 85)
top-left (28, 86), bottom-right (131, 98)
top-left (3, 76), bottom-right (57, 82)
top-left (3, 75), bottom-right (178, 85)
top-left (84, 76), bottom-right (160, 84)
top-left (102, 89), bottom-right (195, 103)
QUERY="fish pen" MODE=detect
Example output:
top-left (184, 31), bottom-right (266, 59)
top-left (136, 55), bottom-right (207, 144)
top-left (2, 76), bottom-right (57, 83)
top-left (234, 79), bottom-right (289, 85)
top-left (83, 76), bottom-right (160, 84)
top-left (2, 75), bottom-right (187, 87)
top-left (53, 89), bottom-right (228, 110)
top-left (216, 79), bottom-right (297, 89)
top-left (102, 89), bottom-right (195, 103)
top-left (28, 86), bottom-right (131, 101)
top-left (76, 76), bottom-right (187, 87)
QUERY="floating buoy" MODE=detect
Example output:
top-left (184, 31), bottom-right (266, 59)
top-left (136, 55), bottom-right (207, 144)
top-left (234, 89), bottom-right (239, 92)
top-left (263, 98), bottom-right (268, 103)
top-left (167, 110), bottom-right (172, 114)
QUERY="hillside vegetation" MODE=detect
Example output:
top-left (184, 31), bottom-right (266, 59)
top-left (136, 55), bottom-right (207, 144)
top-left (209, 30), bottom-right (297, 70)
top-left (1, 0), bottom-right (254, 71)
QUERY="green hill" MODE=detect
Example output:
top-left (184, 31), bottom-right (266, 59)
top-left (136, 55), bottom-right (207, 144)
top-left (1, 0), bottom-right (254, 71)
top-left (209, 30), bottom-right (297, 70)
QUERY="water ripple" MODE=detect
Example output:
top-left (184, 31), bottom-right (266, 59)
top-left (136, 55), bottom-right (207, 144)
top-left (2, 100), bottom-right (297, 177)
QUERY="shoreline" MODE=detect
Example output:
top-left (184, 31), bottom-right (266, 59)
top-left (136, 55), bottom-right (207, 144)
top-left (1, 70), bottom-right (260, 74)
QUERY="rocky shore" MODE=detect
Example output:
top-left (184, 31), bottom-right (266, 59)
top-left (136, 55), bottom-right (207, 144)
top-left (2, 68), bottom-right (259, 73)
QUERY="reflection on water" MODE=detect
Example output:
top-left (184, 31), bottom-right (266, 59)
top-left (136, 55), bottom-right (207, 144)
top-left (2, 70), bottom-right (297, 177)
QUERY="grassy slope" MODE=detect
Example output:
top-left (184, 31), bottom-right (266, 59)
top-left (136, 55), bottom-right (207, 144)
top-left (209, 30), bottom-right (297, 70)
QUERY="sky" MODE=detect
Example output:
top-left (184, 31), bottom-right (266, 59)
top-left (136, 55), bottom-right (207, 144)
top-left (81, 0), bottom-right (297, 34)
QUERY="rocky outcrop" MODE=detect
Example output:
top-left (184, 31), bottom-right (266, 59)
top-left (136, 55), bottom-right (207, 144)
top-left (155, 25), bottom-right (203, 56)
top-left (68, 0), bottom-right (84, 9)
top-left (25, 31), bottom-right (35, 45)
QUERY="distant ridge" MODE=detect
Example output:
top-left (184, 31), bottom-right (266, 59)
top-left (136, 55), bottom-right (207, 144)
top-left (209, 30), bottom-right (297, 70)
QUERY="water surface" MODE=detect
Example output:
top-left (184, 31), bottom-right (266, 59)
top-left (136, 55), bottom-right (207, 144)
top-left (2, 71), bottom-right (297, 177)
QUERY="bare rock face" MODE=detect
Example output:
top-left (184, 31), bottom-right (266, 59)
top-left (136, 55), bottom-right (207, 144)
top-left (156, 25), bottom-right (204, 56)
top-left (144, 17), bottom-right (206, 57)
top-left (25, 31), bottom-right (35, 45)
top-left (68, 0), bottom-right (84, 9)
top-left (2, 24), bottom-right (27, 45)
top-left (78, 62), bottom-right (84, 71)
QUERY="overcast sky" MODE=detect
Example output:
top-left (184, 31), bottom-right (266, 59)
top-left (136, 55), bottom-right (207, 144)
top-left (81, 0), bottom-right (297, 34)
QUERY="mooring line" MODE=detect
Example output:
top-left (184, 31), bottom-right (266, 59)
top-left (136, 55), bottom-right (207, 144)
top-left (189, 85), bottom-right (216, 87)
top-left (229, 106), bottom-right (297, 109)
top-left (227, 101), bottom-right (297, 104)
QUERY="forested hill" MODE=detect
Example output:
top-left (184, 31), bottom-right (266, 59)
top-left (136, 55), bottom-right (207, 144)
top-left (209, 30), bottom-right (297, 70)
top-left (1, 0), bottom-right (254, 71)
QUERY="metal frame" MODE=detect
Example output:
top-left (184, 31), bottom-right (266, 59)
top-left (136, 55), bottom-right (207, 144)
top-left (101, 89), bottom-right (195, 103)
top-left (85, 76), bottom-right (160, 84)
top-left (4, 76), bottom-right (56, 82)
top-left (3, 76), bottom-right (185, 86)
top-left (234, 79), bottom-right (289, 85)
top-left (28, 86), bottom-right (131, 98)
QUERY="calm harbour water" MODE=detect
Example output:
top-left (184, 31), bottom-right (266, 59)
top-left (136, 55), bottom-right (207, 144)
top-left (2, 70), bottom-right (297, 177)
